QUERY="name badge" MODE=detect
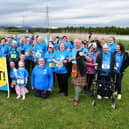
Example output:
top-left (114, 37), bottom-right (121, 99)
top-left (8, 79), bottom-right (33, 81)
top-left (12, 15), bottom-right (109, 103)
top-left (49, 63), bottom-right (55, 67)
top-left (102, 64), bottom-right (110, 69)
top-left (56, 63), bottom-right (63, 67)
top-left (35, 52), bottom-right (41, 58)
top-left (17, 79), bottom-right (24, 84)
top-left (11, 54), bottom-right (16, 59)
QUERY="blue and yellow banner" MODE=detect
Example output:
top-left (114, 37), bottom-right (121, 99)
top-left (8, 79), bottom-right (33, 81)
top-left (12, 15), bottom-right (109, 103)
top-left (0, 57), bottom-right (10, 97)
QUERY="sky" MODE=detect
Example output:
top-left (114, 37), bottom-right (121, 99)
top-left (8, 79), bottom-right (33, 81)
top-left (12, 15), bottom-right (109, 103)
top-left (0, 0), bottom-right (129, 27)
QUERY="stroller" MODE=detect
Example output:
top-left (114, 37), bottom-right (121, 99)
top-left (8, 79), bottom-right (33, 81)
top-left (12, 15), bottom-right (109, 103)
top-left (91, 70), bottom-right (117, 109)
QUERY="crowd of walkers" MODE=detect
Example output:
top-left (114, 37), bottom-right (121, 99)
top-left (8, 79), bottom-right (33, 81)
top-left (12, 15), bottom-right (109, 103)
top-left (0, 32), bottom-right (129, 106)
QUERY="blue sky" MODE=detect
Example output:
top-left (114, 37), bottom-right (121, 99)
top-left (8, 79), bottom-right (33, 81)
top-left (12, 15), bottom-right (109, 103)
top-left (0, 0), bottom-right (129, 27)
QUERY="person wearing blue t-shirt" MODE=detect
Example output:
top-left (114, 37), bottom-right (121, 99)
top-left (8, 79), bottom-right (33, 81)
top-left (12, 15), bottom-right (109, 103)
top-left (15, 61), bottom-right (29, 100)
top-left (22, 38), bottom-right (32, 74)
top-left (96, 44), bottom-right (116, 99)
top-left (32, 36), bottom-right (47, 63)
top-left (108, 37), bottom-right (117, 53)
top-left (53, 43), bottom-right (70, 96)
top-left (31, 57), bottom-right (53, 99)
top-left (0, 38), bottom-right (9, 57)
top-left (44, 44), bottom-right (55, 82)
top-left (68, 39), bottom-right (91, 106)
top-left (9, 61), bottom-right (17, 88)
top-left (114, 43), bottom-right (129, 100)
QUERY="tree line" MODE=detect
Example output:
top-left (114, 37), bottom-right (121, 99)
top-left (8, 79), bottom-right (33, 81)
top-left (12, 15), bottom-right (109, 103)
top-left (4, 26), bottom-right (129, 35)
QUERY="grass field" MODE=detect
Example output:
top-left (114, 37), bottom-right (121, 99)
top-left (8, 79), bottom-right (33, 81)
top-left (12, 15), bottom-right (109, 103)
top-left (0, 37), bottom-right (129, 129)
top-left (0, 67), bottom-right (129, 129)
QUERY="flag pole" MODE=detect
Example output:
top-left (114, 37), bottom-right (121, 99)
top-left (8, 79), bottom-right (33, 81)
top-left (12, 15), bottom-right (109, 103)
top-left (5, 57), bottom-right (10, 98)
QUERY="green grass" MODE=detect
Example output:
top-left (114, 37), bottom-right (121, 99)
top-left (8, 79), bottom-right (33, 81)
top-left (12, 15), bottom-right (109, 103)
top-left (0, 67), bottom-right (129, 129)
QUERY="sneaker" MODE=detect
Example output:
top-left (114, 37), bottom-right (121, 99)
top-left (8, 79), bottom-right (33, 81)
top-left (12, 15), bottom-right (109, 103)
top-left (22, 95), bottom-right (26, 100)
top-left (117, 94), bottom-right (122, 100)
top-left (114, 91), bottom-right (118, 96)
top-left (97, 94), bottom-right (102, 100)
top-left (16, 95), bottom-right (21, 99)
top-left (104, 96), bottom-right (109, 99)
top-left (74, 100), bottom-right (79, 106)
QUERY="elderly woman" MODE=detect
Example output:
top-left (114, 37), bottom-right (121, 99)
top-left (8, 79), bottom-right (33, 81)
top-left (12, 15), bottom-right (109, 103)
top-left (69, 39), bottom-right (91, 106)
top-left (96, 44), bottom-right (115, 99)
top-left (31, 57), bottom-right (53, 99)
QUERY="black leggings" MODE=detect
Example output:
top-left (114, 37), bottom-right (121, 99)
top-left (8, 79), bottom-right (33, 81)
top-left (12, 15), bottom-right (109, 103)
top-left (56, 73), bottom-right (68, 95)
top-left (87, 74), bottom-right (95, 91)
top-left (115, 73), bottom-right (123, 94)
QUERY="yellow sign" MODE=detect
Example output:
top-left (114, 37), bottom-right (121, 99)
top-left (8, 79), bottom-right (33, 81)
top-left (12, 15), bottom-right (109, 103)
top-left (0, 57), bottom-right (10, 97)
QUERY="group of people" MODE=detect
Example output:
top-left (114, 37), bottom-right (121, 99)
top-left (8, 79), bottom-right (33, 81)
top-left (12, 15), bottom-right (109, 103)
top-left (0, 33), bottom-right (128, 106)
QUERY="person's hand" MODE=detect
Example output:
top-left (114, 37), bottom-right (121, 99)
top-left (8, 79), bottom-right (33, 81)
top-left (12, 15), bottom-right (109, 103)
top-left (94, 63), bottom-right (98, 66)
top-left (48, 88), bottom-right (52, 92)
top-left (57, 62), bottom-right (61, 65)
top-left (114, 67), bottom-right (117, 70)
top-left (34, 58), bottom-right (36, 63)
top-left (63, 60), bottom-right (67, 63)
top-left (32, 87), bottom-right (34, 90)
top-left (79, 52), bottom-right (85, 56)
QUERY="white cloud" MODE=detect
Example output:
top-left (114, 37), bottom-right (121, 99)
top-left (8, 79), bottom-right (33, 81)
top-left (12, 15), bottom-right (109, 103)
top-left (0, 0), bottom-right (129, 27)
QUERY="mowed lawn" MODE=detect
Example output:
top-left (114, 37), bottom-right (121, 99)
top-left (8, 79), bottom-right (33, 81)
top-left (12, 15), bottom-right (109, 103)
top-left (0, 39), bottom-right (129, 129)
top-left (0, 67), bottom-right (129, 129)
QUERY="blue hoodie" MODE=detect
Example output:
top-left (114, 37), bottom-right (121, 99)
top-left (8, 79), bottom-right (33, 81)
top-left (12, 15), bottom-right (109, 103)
top-left (31, 65), bottom-right (53, 90)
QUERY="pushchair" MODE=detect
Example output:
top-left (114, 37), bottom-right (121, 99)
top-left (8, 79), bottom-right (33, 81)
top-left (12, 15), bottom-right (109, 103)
top-left (91, 70), bottom-right (117, 109)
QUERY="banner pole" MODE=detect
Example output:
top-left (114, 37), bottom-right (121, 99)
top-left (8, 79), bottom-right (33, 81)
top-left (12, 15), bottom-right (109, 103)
top-left (5, 57), bottom-right (10, 98)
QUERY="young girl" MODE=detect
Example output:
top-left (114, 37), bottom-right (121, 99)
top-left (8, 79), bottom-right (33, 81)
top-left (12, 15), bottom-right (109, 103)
top-left (15, 61), bottom-right (29, 100)
top-left (9, 61), bottom-right (17, 88)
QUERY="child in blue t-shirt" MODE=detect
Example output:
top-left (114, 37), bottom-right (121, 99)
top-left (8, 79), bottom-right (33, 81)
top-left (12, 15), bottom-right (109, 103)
top-left (15, 61), bottom-right (29, 100)
top-left (9, 61), bottom-right (17, 88)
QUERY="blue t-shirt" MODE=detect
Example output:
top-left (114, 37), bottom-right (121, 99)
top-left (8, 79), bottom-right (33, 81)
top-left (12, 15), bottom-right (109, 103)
top-left (22, 43), bottom-right (32, 60)
top-left (32, 43), bottom-right (47, 62)
top-left (9, 68), bottom-right (17, 81)
top-left (70, 47), bottom-right (89, 64)
top-left (108, 43), bottom-right (117, 53)
top-left (101, 52), bottom-right (111, 76)
top-left (17, 68), bottom-right (29, 86)
top-left (0, 45), bottom-right (9, 57)
top-left (54, 50), bottom-right (70, 74)
top-left (44, 52), bottom-right (55, 72)
top-left (115, 53), bottom-right (123, 73)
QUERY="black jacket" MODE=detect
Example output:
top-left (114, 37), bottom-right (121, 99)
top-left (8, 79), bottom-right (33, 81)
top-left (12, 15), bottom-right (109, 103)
top-left (96, 52), bottom-right (115, 75)
top-left (76, 51), bottom-right (87, 76)
top-left (120, 52), bottom-right (129, 73)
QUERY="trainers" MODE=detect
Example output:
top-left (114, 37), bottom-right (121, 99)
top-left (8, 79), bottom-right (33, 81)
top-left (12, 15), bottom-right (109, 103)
top-left (74, 100), bottom-right (79, 106)
top-left (97, 94), bottom-right (102, 100)
top-left (117, 94), bottom-right (122, 100)
top-left (16, 95), bottom-right (21, 99)
top-left (22, 95), bottom-right (26, 100)
top-left (114, 91), bottom-right (118, 96)
top-left (104, 96), bottom-right (109, 99)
